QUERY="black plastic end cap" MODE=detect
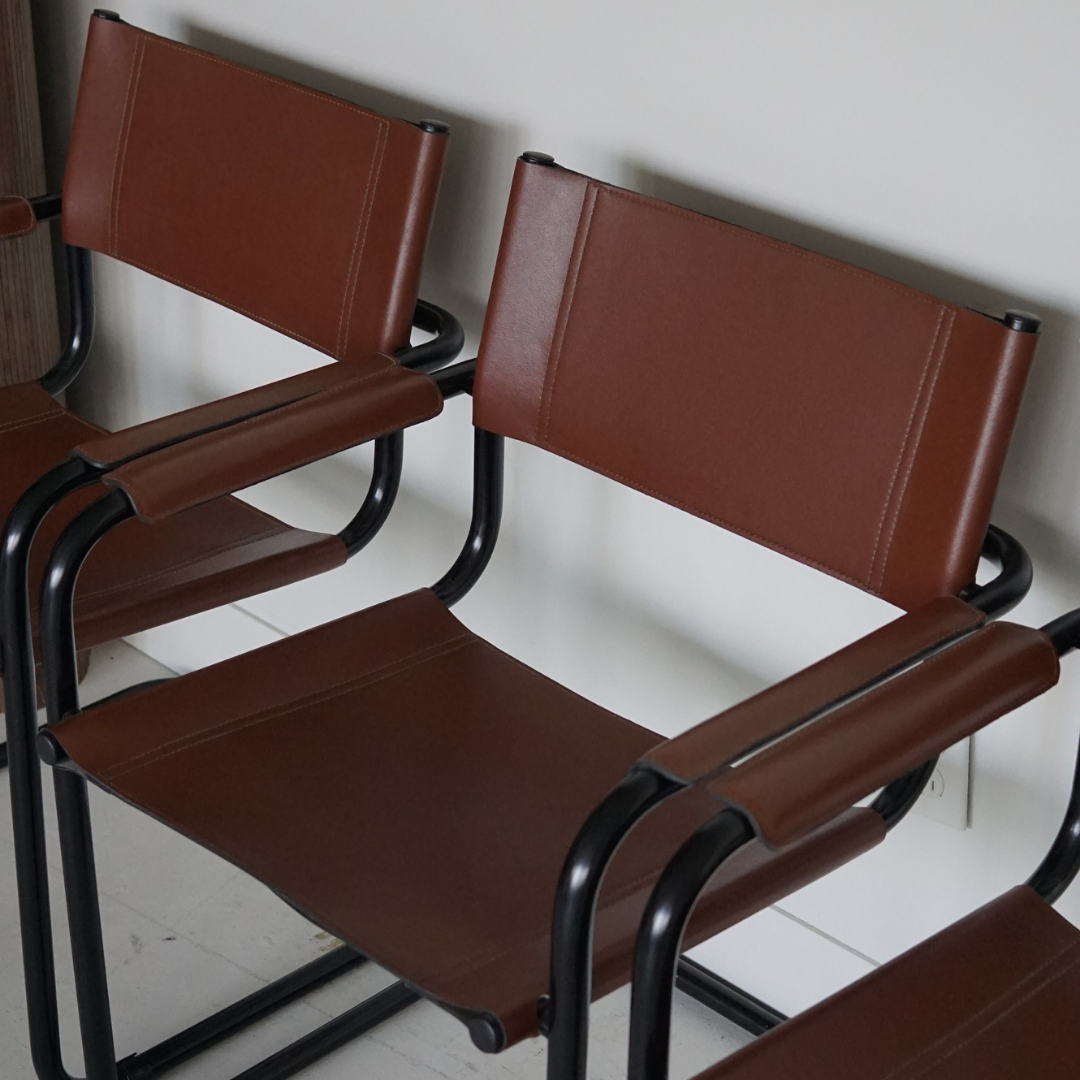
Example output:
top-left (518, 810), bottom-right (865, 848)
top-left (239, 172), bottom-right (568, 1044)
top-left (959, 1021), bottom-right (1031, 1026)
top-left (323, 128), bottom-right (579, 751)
top-left (467, 1013), bottom-right (505, 1054)
top-left (93, 9), bottom-right (122, 20)
top-left (520, 151), bottom-right (555, 166)
top-left (1004, 309), bottom-right (1041, 333)
top-left (37, 729), bottom-right (68, 767)
top-left (417, 119), bottom-right (449, 134)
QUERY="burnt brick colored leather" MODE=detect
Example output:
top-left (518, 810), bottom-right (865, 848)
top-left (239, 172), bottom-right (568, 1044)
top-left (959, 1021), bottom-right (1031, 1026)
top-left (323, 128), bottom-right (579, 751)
top-left (0, 13), bottom-right (446, 699)
top-left (474, 160), bottom-right (1038, 612)
top-left (710, 622), bottom-right (1060, 848)
top-left (99, 357), bottom-right (443, 521)
top-left (0, 195), bottom-right (36, 238)
top-left (0, 382), bottom-right (344, 662)
top-left (52, 588), bottom-right (884, 1048)
top-left (700, 886), bottom-right (1080, 1080)
top-left (64, 16), bottom-right (446, 356)
top-left (75, 354), bottom-right (389, 468)
top-left (644, 596), bottom-right (984, 783)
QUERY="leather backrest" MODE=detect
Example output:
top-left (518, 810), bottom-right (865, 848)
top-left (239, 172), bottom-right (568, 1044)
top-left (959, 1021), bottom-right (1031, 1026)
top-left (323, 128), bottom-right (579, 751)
top-left (62, 15), bottom-right (446, 357)
top-left (474, 159), bottom-right (1038, 611)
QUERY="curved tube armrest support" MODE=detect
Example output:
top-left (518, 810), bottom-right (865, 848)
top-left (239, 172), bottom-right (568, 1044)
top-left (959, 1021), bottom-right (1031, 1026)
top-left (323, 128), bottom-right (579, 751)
top-left (92, 361), bottom-right (443, 522)
top-left (961, 524), bottom-right (1033, 618)
top-left (628, 809), bottom-right (755, 1080)
top-left (397, 300), bottom-right (466, 372)
top-left (702, 621), bottom-right (1058, 849)
top-left (544, 769), bottom-right (686, 1080)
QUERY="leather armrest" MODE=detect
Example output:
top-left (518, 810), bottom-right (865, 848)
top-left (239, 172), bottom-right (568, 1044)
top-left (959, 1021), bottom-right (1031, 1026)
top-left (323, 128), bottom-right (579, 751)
top-left (0, 196), bottom-right (36, 239)
top-left (642, 596), bottom-right (986, 784)
top-left (74, 353), bottom-right (392, 469)
top-left (99, 360), bottom-right (443, 522)
top-left (704, 621), bottom-right (1059, 848)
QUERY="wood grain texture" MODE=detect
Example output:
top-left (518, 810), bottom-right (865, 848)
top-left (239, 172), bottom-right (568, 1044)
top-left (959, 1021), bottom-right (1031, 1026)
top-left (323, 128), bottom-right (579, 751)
top-left (0, 0), bottom-right (60, 386)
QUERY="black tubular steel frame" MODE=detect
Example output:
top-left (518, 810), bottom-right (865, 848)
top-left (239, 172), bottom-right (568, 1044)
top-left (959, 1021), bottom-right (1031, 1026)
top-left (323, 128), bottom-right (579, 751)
top-left (0, 203), bottom-right (466, 763)
top-left (0, 359), bottom-right (478, 1080)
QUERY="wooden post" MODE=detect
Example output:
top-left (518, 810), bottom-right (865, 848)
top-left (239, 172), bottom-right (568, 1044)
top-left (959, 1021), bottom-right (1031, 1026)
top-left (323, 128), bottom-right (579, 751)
top-left (0, 0), bottom-right (60, 386)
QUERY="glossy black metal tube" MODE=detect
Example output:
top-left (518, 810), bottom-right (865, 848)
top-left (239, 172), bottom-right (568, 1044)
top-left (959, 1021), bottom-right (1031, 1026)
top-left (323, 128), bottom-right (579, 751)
top-left (627, 809), bottom-right (755, 1080)
top-left (544, 768), bottom-right (685, 1080)
top-left (962, 524), bottom-right (1032, 618)
top-left (29, 193), bottom-right (63, 221)
top-left (396, 299), bottom-right (466, 373)
top-left (116, 947), bottom-right (367, 1080)
top-left (338, 432), bottom-right (403, 556)
top-left (870, 755), bottom-right (938, 830)
top-left (227, 981), bottom-right (418, 1080)
top-left (40, 245), bottom-right (95, 396)
top-left (1026, 616), bottom-right (1080, 902)
top-left (1, 457), bottom-right (103, 1080)
top-left (432, 428), bottom-right (504, 607)
top-left (1027, 740), bottom-right (1080, 904)
top-left (40, 491), bottom-right (135, 723)
top-left (40, 489), bottom-right (136, 1080)
top-left (55, 768), bottom-right (118, 1080)
top-left (674, 957), bottom-right (786, 1036)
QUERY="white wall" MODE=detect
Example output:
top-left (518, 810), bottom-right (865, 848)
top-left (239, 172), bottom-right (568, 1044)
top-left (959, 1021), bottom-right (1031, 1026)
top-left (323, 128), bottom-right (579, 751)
top-left (32, 0), bottom-right (1080, 1017)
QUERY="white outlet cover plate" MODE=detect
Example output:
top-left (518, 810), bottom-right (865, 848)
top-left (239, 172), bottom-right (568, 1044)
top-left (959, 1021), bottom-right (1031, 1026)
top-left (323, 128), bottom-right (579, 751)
top-left (913, 737), bottom-right (970, 830)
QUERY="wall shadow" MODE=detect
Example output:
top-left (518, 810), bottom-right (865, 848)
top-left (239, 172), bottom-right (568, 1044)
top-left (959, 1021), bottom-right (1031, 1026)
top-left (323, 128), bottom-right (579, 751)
top-left (184, 25), bottom-right (523, 342)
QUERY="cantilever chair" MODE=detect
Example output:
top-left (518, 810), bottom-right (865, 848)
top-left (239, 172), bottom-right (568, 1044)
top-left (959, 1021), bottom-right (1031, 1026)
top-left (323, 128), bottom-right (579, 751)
top-left (626, 606), bottom-right (1080, 1080)
top-left (10, 152), bottom-right (1045, 1080)
top-left (0, 9), bottom-right (462, 761)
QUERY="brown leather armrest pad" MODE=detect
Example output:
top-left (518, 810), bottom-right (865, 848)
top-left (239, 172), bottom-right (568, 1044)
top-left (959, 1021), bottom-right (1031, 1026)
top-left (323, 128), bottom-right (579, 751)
top-left (75, 354), bottom-right (391, 468)
top-left (0, 196), bottom-right (36, 239)
top-left (643, 596), bottom-right (984, 783)
top-left (103, 363), bottom-right (443, 521)
top-left (709, 622), bottom-right (1059, 848)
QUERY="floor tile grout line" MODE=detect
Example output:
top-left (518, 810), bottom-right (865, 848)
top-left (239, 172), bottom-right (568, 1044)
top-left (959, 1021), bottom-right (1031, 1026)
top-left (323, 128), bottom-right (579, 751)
top-left (769, 903), bottom-right (881, 967)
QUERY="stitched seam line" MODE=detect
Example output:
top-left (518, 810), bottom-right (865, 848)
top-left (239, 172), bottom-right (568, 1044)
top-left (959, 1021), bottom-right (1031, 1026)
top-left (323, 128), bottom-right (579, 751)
top-left (873, 311), bottom-right (957, 589)
top-left (532, 181), bottom-right (953, 594)
top-left (878, 938), bottom-right (1080, 1080)
top-left (0, 410), bottom-right (69, 436)
top-left (110, 36), bottom-right (146, 255)
top-left (96, 631), bottom-right (475, 780)
top-left (112, 35), bottom-right (391, 356)
top-left (864, 308), bottom-right (948, 587)
top-left (540, 183), bottom-right (598, 443)
top-left (336, 120), bottom-right (388, 359)
top-left (600, 184), bottom-right (943, 308)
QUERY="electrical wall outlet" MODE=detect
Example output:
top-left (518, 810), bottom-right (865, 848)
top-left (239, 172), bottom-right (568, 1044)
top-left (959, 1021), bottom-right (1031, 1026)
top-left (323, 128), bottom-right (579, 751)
top-left (913, 737), bottom-right (970, 830)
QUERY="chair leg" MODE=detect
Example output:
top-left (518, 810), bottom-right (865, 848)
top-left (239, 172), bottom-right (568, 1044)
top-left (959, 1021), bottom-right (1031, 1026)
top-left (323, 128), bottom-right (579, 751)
top-left (54, 768), bottom-right (119, 1080)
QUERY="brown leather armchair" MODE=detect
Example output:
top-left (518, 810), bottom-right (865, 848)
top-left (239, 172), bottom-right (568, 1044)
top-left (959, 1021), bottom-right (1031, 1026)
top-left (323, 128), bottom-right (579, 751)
top-left (10, 151), bottom-right (1047, 1080)
top-left (0, 9), bottom-right (462, 758)
top-left (626, 608), bottom-right (1080, 1080)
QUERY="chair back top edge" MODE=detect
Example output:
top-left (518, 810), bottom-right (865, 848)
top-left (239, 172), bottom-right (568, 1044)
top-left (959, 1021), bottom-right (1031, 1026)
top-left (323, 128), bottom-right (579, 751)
top-left (473, 158), bottom-right (1039, 612)
top-left (62, 15), bottom-right (448, 359)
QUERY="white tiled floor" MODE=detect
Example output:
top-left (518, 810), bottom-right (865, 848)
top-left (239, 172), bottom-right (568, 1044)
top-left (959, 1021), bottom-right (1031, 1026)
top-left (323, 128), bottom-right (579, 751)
top-left (0, 642), bottom-right (752, 1080)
